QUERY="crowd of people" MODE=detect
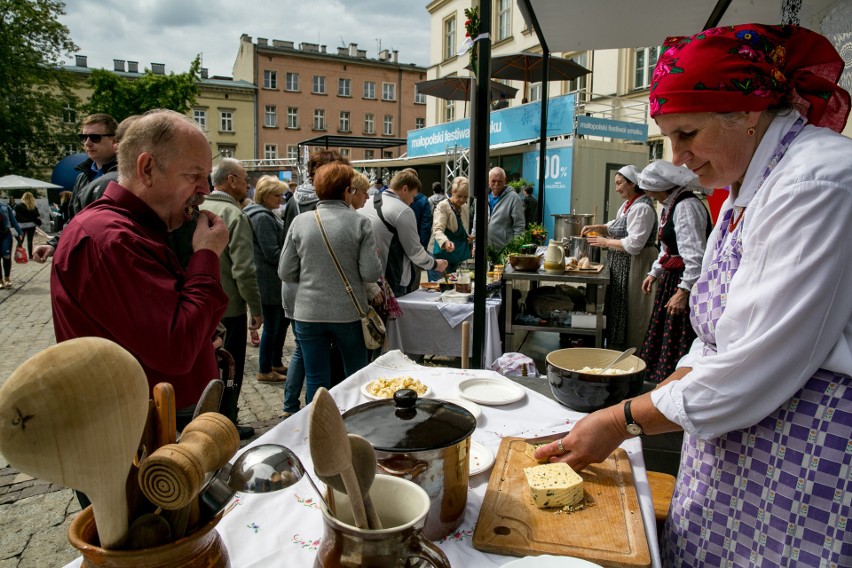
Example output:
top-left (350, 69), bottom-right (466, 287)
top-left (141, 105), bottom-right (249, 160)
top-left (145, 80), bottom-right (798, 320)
top-left (9, 20), bottom-right (850, 565)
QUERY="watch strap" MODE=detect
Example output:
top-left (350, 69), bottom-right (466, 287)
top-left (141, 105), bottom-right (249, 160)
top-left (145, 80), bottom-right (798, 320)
top-left (624, 399), bottom-right (643, 436)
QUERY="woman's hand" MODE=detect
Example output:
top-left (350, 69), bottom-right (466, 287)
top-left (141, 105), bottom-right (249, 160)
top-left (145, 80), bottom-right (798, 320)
top-left (534, 406), bottom-right (626, 472)
top-left (665, 289), bottom-right (690, 316)
top-left (370, 291), bottom-right (385, 306)
top-left (641, 275), bottom-right (656, 295)
top-left (581, 224), bottom-right (605, 237)
top-left (586, 236), bottom-right (607, 249)
top-left (467, 235), bottom-right (475, 244)
top-left (442, 241), bottom-right (456, 253)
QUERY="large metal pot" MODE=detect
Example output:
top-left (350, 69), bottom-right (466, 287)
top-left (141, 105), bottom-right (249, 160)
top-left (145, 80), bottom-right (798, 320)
top-left (552, 213), bottom-right (595, 241)
top-left (342, 390), bottom-right (476, 541)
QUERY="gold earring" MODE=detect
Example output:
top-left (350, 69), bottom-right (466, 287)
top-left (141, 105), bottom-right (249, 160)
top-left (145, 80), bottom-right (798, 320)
top-left (747, 127), bottom-right (756, 136)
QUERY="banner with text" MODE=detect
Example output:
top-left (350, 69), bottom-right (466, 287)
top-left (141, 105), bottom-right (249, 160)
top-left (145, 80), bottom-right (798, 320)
top-left (406, 94), bottom-right (575, 158)
top-left (575, 115), bottom-right (648, 142)
top-left (522, 146), bottom-right (573, 239)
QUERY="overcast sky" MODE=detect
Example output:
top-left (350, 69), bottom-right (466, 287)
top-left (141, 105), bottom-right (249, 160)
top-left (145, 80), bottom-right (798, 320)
top-left (60, 0), bottom-right (432, 77)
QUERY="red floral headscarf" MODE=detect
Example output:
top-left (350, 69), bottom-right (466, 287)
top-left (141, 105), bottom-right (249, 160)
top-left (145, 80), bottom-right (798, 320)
top-left (649, 24), bottom-right (850, 133)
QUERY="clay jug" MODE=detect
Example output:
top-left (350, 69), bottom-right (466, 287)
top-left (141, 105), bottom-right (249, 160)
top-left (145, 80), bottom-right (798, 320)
top-left (543, 240), bottom-right (566, 274)
top-left (68, 506), bottom-right (229, 568)
top-left (315, 475), bottom-right (450, 568)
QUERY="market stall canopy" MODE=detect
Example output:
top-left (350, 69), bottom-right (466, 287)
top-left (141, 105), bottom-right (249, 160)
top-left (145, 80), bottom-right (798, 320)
top-left (490, 52), bottom-right (590, 83)
top-left (416, 77), bottom-right (518, 102)
top-left (298, 135), bottom-right (407, 150)
top-left (0, 175), bottom-right (62, 191)
top-left (517, 0), bottom-right (838, 52)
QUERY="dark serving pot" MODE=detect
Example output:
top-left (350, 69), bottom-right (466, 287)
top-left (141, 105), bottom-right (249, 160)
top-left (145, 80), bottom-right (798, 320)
top-left (546, 348), bottom-right (646, 412)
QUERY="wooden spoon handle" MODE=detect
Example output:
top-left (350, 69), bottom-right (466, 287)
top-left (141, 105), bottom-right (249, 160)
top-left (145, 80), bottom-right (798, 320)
top-left (340, 466), bottom-right (369, 530)
top-left (363, 494), bottom-right (382, 530)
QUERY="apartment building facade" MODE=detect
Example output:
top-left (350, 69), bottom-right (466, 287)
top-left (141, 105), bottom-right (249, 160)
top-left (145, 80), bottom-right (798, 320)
top-left (61, 56), bottom-right (256, 163)
top-left (233, 35), bottom-right (427, 165)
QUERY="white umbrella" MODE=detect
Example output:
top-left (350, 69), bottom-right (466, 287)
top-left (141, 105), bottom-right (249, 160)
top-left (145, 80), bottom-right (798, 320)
top-left (0, 175), bottom-right (62, 191)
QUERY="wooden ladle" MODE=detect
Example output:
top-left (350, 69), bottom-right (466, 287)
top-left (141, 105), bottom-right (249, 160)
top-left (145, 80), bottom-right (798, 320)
top-left (317, 434), bottom-right (382, 529)
top-left (309, 388), bottom-right (369, 529)
top-left (0, 337), bottom-right (149, 549)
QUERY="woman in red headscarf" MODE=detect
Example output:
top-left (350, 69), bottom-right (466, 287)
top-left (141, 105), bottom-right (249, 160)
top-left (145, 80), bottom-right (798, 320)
top-left (535, 24), bottom-right (852, 567)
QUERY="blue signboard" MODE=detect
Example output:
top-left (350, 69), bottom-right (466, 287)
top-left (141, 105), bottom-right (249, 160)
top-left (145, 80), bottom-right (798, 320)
top-left (576, 115), bottom-right (648, 142)
top-left (407, 94), bottom-right (575, 158)
top-left (522, 146), bottom-right (573, 239)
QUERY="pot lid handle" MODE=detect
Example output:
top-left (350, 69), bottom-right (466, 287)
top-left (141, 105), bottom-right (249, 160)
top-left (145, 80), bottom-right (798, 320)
top-left (393, 389), bottom-right (417, 409)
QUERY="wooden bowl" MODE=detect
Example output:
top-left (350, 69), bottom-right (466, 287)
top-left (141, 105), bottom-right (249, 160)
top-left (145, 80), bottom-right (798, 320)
top-left (507, 254), bottom-right (542, 271)
top-left (546, 348), bottom-right (646, 412)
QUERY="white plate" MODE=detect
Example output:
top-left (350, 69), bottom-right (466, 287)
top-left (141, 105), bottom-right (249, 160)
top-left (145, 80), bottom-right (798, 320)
top-left (501, 555), bottom-right (602, 567)
top-left (440, 397), bottom-right (482, 420)
top-left (469, 440), bottom-right (494, 476)
top-left (361, 379), bottom-right (432, 401)
top-left (457, 377), bottom-right (526, 406)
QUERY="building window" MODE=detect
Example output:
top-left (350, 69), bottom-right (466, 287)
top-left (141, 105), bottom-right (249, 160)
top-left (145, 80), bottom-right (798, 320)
top-left (364, 113), bottom-right (375, 134)
top-left (339, 111), bottom-right (351, 132)
top-left (218, 145), bottom-right (235, 158)
top-left (415, 117), bottom-right (425, 129)
top-left (529, 82), bottom-right (541, 102)
top-left (264, 144), bottom-right (277, 159)
top-left (444, 100), bottom-right (455, 123)
top-left (287, 107), bottom-right (298, 129)
top-left (312, 75), bottom-right (326, 94)
top-left (566, 52), bottom-right (589, 96)
top-left (287, 145), bottom-right (299, 160)
top-left (313, 109), bottom-right (325, 130)
top-left (340, 148), bottom-right (351, 159)
top-left (634, 46), bottom-right (660, 90)
top-left (496, 0), bottom-right (511, 41)
top-left (383, 114), bottom-right (394, 136)
top-left (444, 16), bottom-right (457, 60)
top-left (364, 149), bottom-right (374, 160)
top-left (64, 143), bottom-right (77, 156)
top-left (193, 109), bottom-right (207, 130)
top-left (263, 70), bottom-right (277, 89)
top-left (415, 90), bottom-right (426, 104)
top-left (264, 105), bottom-right (277, 128)
top-left (382, 82), bottom-right (396, 101)
top-left (338, 78), bottom-right (351, 97)
top-left (649, 139), bottom-right (664, 161)
top-left (285, 72), bottom-right (300, 91)
top-left (220, 111), bottom-right (233, 132)
top-left (383, 151), bottom-right (393, 159)
top-left (363, 81), bottom-right (376, 99)
top-left (63, 103), bottom-right (77, 124)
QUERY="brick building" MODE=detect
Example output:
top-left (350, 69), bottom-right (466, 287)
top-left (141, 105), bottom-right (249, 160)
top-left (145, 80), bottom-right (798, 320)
top-left (233, 35), bottom-right (427, 165)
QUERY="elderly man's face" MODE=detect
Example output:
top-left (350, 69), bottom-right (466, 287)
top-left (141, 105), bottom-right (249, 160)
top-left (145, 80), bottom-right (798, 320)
top-left (489, 171), bottom-right (506, 196)
top-left (148, 126), bottom-right (212, 231)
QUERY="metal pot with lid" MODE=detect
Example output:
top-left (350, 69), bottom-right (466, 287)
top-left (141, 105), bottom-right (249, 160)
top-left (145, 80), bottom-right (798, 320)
top-left (342, 389), bottom-right (476, 540)
top-left (552, 213), bottom-right (595, 241)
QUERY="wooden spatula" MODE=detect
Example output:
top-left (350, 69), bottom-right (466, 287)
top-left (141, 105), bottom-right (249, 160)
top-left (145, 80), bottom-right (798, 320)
top-left (309, 388), bottom-right (369, 529)
top-left (0, 337), bottom-right (149, 549)
top-left (316, 434), bottom-right (382, 529)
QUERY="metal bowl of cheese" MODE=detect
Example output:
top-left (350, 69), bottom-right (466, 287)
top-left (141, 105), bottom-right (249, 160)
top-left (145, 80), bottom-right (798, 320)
top-left (546, 348), bottom-right (646, 412)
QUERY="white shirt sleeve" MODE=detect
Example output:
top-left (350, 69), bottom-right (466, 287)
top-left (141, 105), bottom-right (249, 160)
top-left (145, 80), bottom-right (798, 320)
top-left (620, 202), bottom-right (656, 256)
top-left (652, 173), bottom-right (852, 439)
top-left (673, 199), bottom-right (708, 291)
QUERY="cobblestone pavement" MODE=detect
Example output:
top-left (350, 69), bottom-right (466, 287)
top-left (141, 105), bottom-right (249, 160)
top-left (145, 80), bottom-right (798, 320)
top-left (0, 233), bottom-right (294, 567)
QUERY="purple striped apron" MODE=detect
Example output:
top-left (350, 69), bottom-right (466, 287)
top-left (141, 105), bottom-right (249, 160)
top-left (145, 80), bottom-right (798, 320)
top-left (660, 117), bottom-right (852, 567)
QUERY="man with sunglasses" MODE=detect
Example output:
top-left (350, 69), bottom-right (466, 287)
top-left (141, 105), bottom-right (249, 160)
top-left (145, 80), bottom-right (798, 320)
top-left (70, 114), bottom-right (118, 221)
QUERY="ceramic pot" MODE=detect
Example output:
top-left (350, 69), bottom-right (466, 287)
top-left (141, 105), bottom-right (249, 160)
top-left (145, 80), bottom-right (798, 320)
top-left (546, 348), bottom-right (647, 412)
top-left (68, 506), bottom-right (229, 568)
top-left (315, 475), bottom-right (450, 568)
top-left (543, 240), bottom-right (566, 274)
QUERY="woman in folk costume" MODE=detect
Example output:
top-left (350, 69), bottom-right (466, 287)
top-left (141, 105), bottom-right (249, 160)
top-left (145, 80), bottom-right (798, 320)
top-left (535, 24), bottom-right (852, 567)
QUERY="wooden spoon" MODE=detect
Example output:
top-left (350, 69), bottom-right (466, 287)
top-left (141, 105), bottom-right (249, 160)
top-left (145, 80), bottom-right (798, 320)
top-left (309, 388), bottom-right (369, 529)
top-left (0, 337), bottom-right (149, 549)
top-left (317, 434), bottom-right (382, 529)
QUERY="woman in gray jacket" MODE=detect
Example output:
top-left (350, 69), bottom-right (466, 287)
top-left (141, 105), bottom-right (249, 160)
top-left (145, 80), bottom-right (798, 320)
top-left (245, 176), bottom-right (290, 382)
top-left (279, 163), bottom-right (382, 403)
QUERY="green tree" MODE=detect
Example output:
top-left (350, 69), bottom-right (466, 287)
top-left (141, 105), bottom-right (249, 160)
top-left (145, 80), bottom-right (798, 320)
top-left (86, 56), bottom-right (201, 122)
top-left (0, 0), bottom-right (79, 177)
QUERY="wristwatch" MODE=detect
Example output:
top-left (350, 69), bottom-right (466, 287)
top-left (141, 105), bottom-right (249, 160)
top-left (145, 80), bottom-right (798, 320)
top-left (624, 400), bottom-right (643, 436)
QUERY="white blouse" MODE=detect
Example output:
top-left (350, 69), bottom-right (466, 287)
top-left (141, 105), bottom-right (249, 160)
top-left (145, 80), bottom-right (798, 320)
top-left (648, 192), bottom-right (708, 291)
top-left (606, 199), bottom-right (656, 255)
top-left (652, 111), bottom-right (852, 439)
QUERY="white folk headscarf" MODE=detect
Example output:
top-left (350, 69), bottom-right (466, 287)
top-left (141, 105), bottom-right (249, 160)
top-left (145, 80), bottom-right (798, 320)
top-left (638, 161), bottom-right (702, 192)
top-left (617, 165), bottom-right (640, 185)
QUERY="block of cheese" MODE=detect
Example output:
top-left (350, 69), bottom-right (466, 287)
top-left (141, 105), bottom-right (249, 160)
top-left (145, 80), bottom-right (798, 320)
top-left (525, 442), bottom-right (548, 464)
top-left (523, 462), bottom-right (584, 509)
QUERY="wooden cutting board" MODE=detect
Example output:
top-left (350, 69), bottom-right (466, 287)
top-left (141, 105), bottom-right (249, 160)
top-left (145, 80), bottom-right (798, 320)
top-left (472, 438), bottom-right (650, 567)
top-left (566, 263), bottom-right (605, 274)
